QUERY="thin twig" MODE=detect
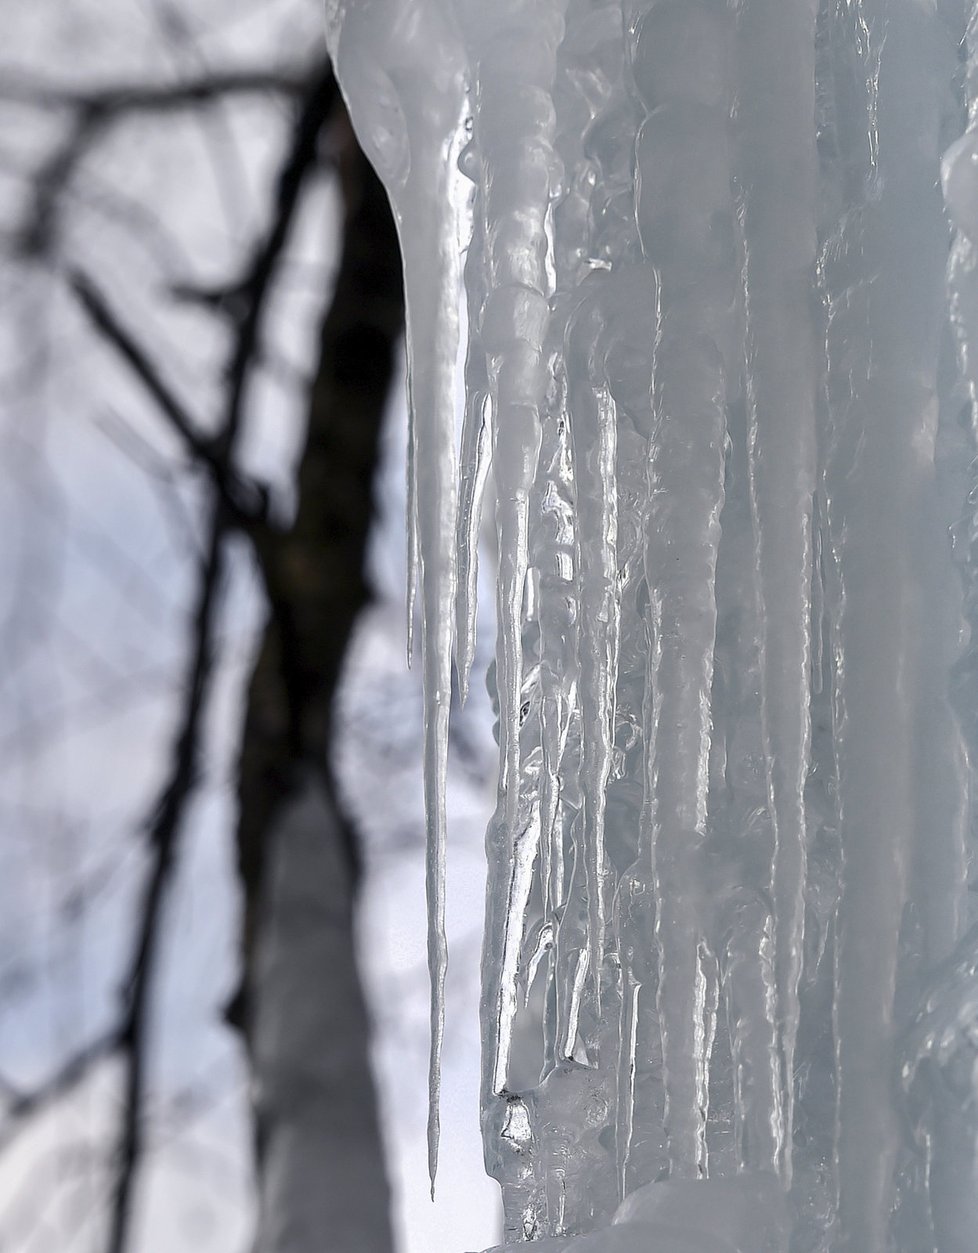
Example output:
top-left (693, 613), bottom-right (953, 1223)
top-left (101, 61), bottom-right (339, 1253)
top-left (220, 60), bottom-right (337, 457)
top-left (105, 511), bottom-right (226, 1253)
top-left (69, 268), bottom-right (269, 527)
top-left (0, 1028), bottom-right (122, 1154)
top-left (0, 67), bottom-right (310, 113)
top-left (15, 67), bottom-right (314, 254)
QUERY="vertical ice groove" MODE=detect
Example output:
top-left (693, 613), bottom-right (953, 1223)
top-left (534, 400), bottom-right (578, 927)
top-left (899, 924), bottom-right (978, 1253)
top-left (566, 328), bottom-right (619, 1016)
top-left (613, 854), bottom-right (666, 1198)
top-left (538, 1), bottom-right (614, 1052)
top-left (614, 878), bottom-right (645, 1200)
top-left (694, 940), bottom-right (719, 1177)
top-left (553, 815), bottom-right (590, 1065)
top-left (459, 0), bottom-right (568, 1123)
top-left (616, 976), bottom-right (640, 1198)
top-left (810, 492), bottom-right (824, 698)
top-left (630, 0), bottom-right (735, 1177)
top-left (901, 9), bottom-right (978, 1242)
top-left (709, 388), bottom-right (785, 1179)
top-left (485, 607), bottom-right (545, 1116)
top-left (454, 191), bottom-right (490, 702)
top-left (930, 3), bottom-right (978, 977)
top-left (454, 386), bottom-right (491, 701)
top-left (724, 900), bottom-right (782, 1174)
top-left (492, 811), bottom-right (542, 1094)
top-left (548, 0), bottom-right (636, 1066)
top-left (466, 0), bottom-right (554, 883)
top-left (821, 2), bottom-right (954, 1245)
top-left (406, 392), bottom-right (418, 666)
top-left (326, 0), bottom-right (467, 1191)
top-left (735, 0), bottom-right (819, 1183)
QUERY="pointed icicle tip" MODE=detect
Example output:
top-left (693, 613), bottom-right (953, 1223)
top-left (428, 1102), bottom-right (440, 1200)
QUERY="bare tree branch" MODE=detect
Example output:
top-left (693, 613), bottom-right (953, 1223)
top-left (0, 1028), bottom-right (121, 1154)
top-left (13, 64), bottom-right (321, 255)
top-left (219, 59), bottom-right (338, 457)
top-left (2, 48), bottom-right (377, 1253)
top-left (0, 67), bottom-right (310, 113)
top-left (97, 59), bottom-right (340, 1253)
top-left (69, 268), bottom-right (270, 527)
top-left (106, 511), bottom-right (226, 1253)
top-left (67, 59), bottom-right (339, 513)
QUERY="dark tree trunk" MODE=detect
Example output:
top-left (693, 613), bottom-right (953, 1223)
top-left (233, 102), bottom-right (404, 1253)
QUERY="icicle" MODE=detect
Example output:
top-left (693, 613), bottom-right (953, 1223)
top-left (331, 0), bottom-right (978, 1242)
top-left (458, 0), bottom-right (568, 1132)
top-left (545, 0), bottom-right (637, 1060)
top-left (735, 0), bottom-right (819, 1182)
top-left (694, 939), bottom-right (720, 1168)
top-left (900, 924), bottom-right (978, 1253)
top-left (406, 394), bottom-right (419, 667)
top-left (491, 808), bottom-right (543, 1094)
top-left (454, 177), bottom-right (491, 702)
top-left (810, 493), bottom-right (824, 698)
top-left (483, 595), bottom-right (547, 1104)
top-left (707, 390), bottom-right (785, 1180)
top-left (630, 0), bottom-right (736, 1177)
top-left (820, 3), bottom-right (956, 1245)
top-left (565, 317), bottom-right (619, 1017)
top-left (721, 894), bottom-right (782, 1175)
top-left (918, 0), bottom-right (978, 977)
top-left (325, 0), bottom-right (467, 1190)
top-left (460, 0), bottom-right (565, 856)
top-left (613, 855), bottom-right (667, 1198)
top-left (534, 0), bottom-right (623, 960)
top-left (616, 975), bottom-right (640, 1197)
top-left (533, 400), bottom-right (578, 929)
top-left (520, 915), bottom-right (556, 1008)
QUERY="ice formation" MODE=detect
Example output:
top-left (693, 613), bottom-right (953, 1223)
top-left (326, 0), bottom-right (978, 1248)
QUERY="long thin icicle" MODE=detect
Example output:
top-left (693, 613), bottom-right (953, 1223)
top-left (460, 0), bottom-right (567, 1119)
top-left (735, 0), bottom-right (819, 1181)
top-left (406, 390), bottom-right (419, 666)
top-left (631, 0), bottom-right (736, 1176)
top-left (454, 185), bottom-right (491, 702)
top-left (326, 0), bottom-right (466, 1190)
top-left (547, 0), bottom-right (635, 1059)
top-left (566, 320), bottom-right (618, 1017)
top-left (474, 4), bottom-right (562, 840)
top-left (533, 399), bottom-right (577, 935)
top-left (709, 392), bottom-right (784, 1178)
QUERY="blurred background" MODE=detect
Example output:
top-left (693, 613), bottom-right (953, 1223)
top-left (0, 2), bottom-right (499, 1250)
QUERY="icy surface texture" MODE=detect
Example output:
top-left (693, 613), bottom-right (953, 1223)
top-left (474, 1172), bottom-right (789, 1251)
top-left (327, 0), bottom-right (978, 1248)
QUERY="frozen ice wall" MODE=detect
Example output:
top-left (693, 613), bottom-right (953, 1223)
top-left (326, 1), bottom-right (978, 1249)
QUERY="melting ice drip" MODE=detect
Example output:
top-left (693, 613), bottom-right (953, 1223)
top-left (326, 0), bottom-right (978, 1248)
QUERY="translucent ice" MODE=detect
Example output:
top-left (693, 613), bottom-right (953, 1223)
top-left (328, 0), bottom-right (978, 1247)
top-left (475, 1174), bottom-right (788, 1252)
top-left (325, 0), bottom-right (467, 1187)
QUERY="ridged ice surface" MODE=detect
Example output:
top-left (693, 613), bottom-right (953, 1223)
top-left (327, 1), bottom-right (978, 1248)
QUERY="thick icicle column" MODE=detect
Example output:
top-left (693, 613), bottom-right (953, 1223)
top-left (327, 0), bottom-right (978, 1248)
